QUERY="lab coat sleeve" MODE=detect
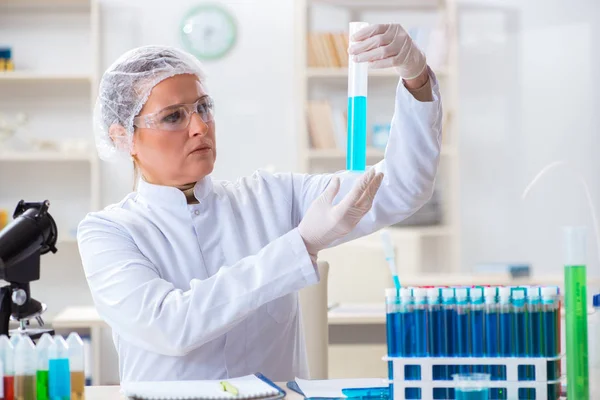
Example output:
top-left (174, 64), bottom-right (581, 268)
top-left (77, 214), bottom-right (317, 357)
top-left (292, 68), bottom-right (442, 244)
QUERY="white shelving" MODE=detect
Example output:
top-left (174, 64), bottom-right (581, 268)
top-left (0, 72), bottom-right (92, 82)
top-left (0, 151), bottom-right (95, 162)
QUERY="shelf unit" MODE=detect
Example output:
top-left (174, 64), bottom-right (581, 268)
top-left (296, 0), bottom-right (460, 276)
top-left (0, 0), bottom-right (103, 383)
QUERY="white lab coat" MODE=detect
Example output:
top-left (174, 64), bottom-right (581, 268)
top-left (77, 69), bottom-right (442, 383)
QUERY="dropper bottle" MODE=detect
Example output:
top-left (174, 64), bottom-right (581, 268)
top-left (14, 336), bottom-right (36, 400)
top-left (36, 334), bottom-right (54, 400)
top-left (0, 336), bottom-right (13, 400)
top-left (48, 336), bottom-right (70, 400)
top-left (66, 333), bottom-right (85, 400)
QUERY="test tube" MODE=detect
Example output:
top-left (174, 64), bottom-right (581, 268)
top-left (498, 287), bottom-right (511, 381)
top-left (526, 287), bottom-right (542, 358)
top-left (470, 288), bottom-right (485, 373)
top-left (512, 288), bottom-right (526, 357)
top-left (454, 288), bottom-right (470, 374)
top-left (413, 288), bottom-right (428, 359)
top-left (541, 287), bottom-right (560, 378)
top-left (66, 333), bottom-right (85, 400)
top-left (426, 288), bottom-right (446, 399)
top-left (49, 336), bottom-right (70, 400)
top-left (0, 336), bottom-right (14, 400)
top-left (483, 287), bottom-right (501, 400)
top-left (36, 333), bottom-right (54, 400)
top-left (347, 22), bottom-right (369, 172)
top-left (441, 288), bottom-right (455, 398)
top-left (400, 288), bottom-right (420, 399)
top-left (14, 336), bottom-right (36, 400)
top-left (385, 288), bottom-right (401, 387)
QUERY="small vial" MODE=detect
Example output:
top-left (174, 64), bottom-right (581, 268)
top-left (36, 334), bottom-right (54, 400)
top-left (49, 336), bottom-right (70, 400)
top-left (66, 333), bottom-right (85, 400)
top-left (0, 336), bottom-right (14, 400)
top-left (347, 21), bottom-right (369, 172)
top-left (14, 336), bottom-right (36, 400)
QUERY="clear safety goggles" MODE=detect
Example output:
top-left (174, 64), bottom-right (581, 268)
top-left (133, 96), bottom-right (214, 131)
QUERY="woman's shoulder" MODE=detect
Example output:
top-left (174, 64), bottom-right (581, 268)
top-left (78, 192), bottom-right (144, 235)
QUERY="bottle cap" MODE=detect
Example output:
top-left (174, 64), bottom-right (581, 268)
top-left (385, 288), bottom-right (399, 298)
top-left (541, 286), bottom-right (558, 298)
top-left (36, 333), bottom-right (54, 370)
top-left (526, 286), bottom-right (541, 298)
top-left (0, 335), bottom-right (14, 375)
top-left (426, 288), bottom-right (440, 302)
top-left (399, 288), bottom-right (412, 299)
top-left (49, 335), bottom-right (69, 360)
top-left (498, 287), bottom-right (511, 303)
top-left (455, 288), bottom-right (468, 302)
top-left (484, 287), bottom-right (497, 297)
top-left (66, 332), bottom-right (85, 371)
top-left (14, 336), bottom-right (36, 375)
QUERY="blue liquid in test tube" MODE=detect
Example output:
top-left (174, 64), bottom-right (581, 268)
top-left (498, 287), bottom-right (512, 385)
top-left (455, 288), bottom-right (471, 374)
top-left (427, 288), bottom-right (447, 400)
top-left (400, 288), bottom-right (419, 400)
top-left (512, 288), bottom-right (527, 357)
top-left (347, 22), bottom-right (369, 172)
top-left (541, 286), bottom-right (560, 388)
top-left (441, 288), bottom-right (456, 399)
top-left (483, 288), bottom-right (499, 378)
top-left (386, 288), bottom-right (401, 397)
top-left (470, 288), bottom-right (485, 373)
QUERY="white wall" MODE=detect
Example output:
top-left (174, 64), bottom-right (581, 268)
top-left (458, 0), bottom-right (600, 283)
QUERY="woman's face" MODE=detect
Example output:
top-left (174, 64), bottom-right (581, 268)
top-left (132, 74), bottom-right (216, 187)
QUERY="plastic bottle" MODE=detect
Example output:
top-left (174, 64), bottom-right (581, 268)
top-left (0, 335), bottom-right (13, 400)
top-left (36, 334), bottom-right (54, 400)
top-left (14, 336), bottom-right (36, 400)
top-left (48, 336), bottom-right (70, 400)
top-left (66, 333), bottom-right (85, 400)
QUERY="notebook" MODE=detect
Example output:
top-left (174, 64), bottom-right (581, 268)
top-left (122, 374), bottom-right (285, 400)
top-left (292, 378), bottom-right (388, 398)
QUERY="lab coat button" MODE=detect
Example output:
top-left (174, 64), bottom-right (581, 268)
top-left (194, 210), bottom-right (200, 215)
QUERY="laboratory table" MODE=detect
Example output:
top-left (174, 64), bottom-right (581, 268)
top-left (85, 383), bottom-right (303, 400)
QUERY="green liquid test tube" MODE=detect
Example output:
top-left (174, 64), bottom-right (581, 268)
top-left (564, 227), bottom-right (589, 399)
top-left (36, 333), bottom-right (54, 400)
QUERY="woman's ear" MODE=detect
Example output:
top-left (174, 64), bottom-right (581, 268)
top-left (108, 124), bottom-right (135, 156)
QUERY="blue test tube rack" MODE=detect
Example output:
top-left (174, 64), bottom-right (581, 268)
top-left (386, 355), bottom-right (562, 400)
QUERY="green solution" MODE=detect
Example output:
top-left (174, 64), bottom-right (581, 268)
top-left (564, 227), bottom-right (589, 399)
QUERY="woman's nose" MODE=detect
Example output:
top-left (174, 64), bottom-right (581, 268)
top-left (189, 112), bottom-right (209, 136)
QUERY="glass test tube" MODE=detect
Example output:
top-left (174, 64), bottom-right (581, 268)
top-left (347, 22), bottom-right (369, 172)
top-left (541, 287), bottom-right (560, 377)
top-left (385, 288), bottom-right (400, 388)
top-left (470, 288), bottom-right (485, 373)
top-left (14, 336), bottom-right (36, 400)
top-left (0, 336), bottom-right (13, 400)
top-left (484, 287), bottom-right (501, 400)
top-left (512, 288), bottom-right (526, 357)
top-left (498, 287), bottom-right (511, 382)
top-left (441, 288), bottom-right (455, 399)
top-left (36, 334), bottom-right (54, 400)
top-left (564, 227), bottom-right (590, 400)
top-left (49, 336), bottom-right (70, 400)
top-left (427, 288), bottom-right (447, 400)
top-left (400, 288), bottom-right (419, 400)
top-left (413, 288), bottom-right (428, 358)
top-left (66, 333), bottom-right (85, 400)
top-left (526, 287), bottom-right (542, 358)
top-left (455, 288), bottom-right (470, 374)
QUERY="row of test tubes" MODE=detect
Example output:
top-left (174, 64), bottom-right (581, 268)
top-left (385, 286), bottom-right (562, 400)
top-left (0, 333), bottom-right (85, 400)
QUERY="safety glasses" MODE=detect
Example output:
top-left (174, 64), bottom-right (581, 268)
top-left (133, 96), bottom-right (214, 131)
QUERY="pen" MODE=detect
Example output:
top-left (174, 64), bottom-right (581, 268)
top-left (220, 380), bottom-right (239, 396)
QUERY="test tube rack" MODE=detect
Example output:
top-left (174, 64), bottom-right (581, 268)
top-left (386, 356), bottom-right (562, 400)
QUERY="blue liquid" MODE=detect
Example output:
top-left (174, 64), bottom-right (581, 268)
top-left (49, 358), bottom-right (71, 399)
top-left (455, 388), bottom-right (489, 400)
top-left (513, 310), bottom-right (526, 356)
top-left (455, 309), bottom-right (470, 373)
top-left (543, 309), bottom-right (559, 381)
top-left (471, 309), bottom-right (484, 373)
top-left (484, 310), bottom-right (499, 381)
top-left (414, 309), bottom-right (427, 357)
top-left (428, 308), bottom-right (441, 357)
top-left (528, 311), bottom-right (541, 357)
top-left (393, 276), bottom-right (401, 291)
top-left (347, 96), bottom-right (367, 171)
top-left (442, 307), bottom-right (455, 399)
top-left (499, 312), bottom-right (511, 382)
top-left (386, 312), bottom-right (400, 356)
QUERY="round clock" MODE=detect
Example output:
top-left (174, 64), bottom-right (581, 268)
top-left (180, 4), bottom-right (238, 60)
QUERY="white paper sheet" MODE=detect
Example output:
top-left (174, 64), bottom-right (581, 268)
top-left (294, 378), bottom-right (387, 398)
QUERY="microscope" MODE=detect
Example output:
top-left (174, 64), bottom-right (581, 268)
top-left (0, 200), bottom-right (57, 339)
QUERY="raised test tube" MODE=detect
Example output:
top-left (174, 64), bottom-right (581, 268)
top-left (470, 288), bottom-right (485, 373)
top-left (0, 336), bottom-right (14, 400)
top-left (347, 22), bottom-right (369, 172)
top-left (66, 333), bottom-right (85, 400)
top-left (49, 336), bottom-right (70, 400)
top-left (36, 334), bottom-right (54, 400)
top-left (14, 336), bottom-right (36, 400)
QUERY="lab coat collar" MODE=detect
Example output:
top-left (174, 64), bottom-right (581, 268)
top-left (137, 176), bottom-right (214, 208)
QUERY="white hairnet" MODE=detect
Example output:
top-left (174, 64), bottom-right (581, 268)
top-left (93, 45), bottom-right (207, 162)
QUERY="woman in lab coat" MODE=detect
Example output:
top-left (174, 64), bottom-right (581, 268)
top-left (78, 23), bottom-right (442, 383)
